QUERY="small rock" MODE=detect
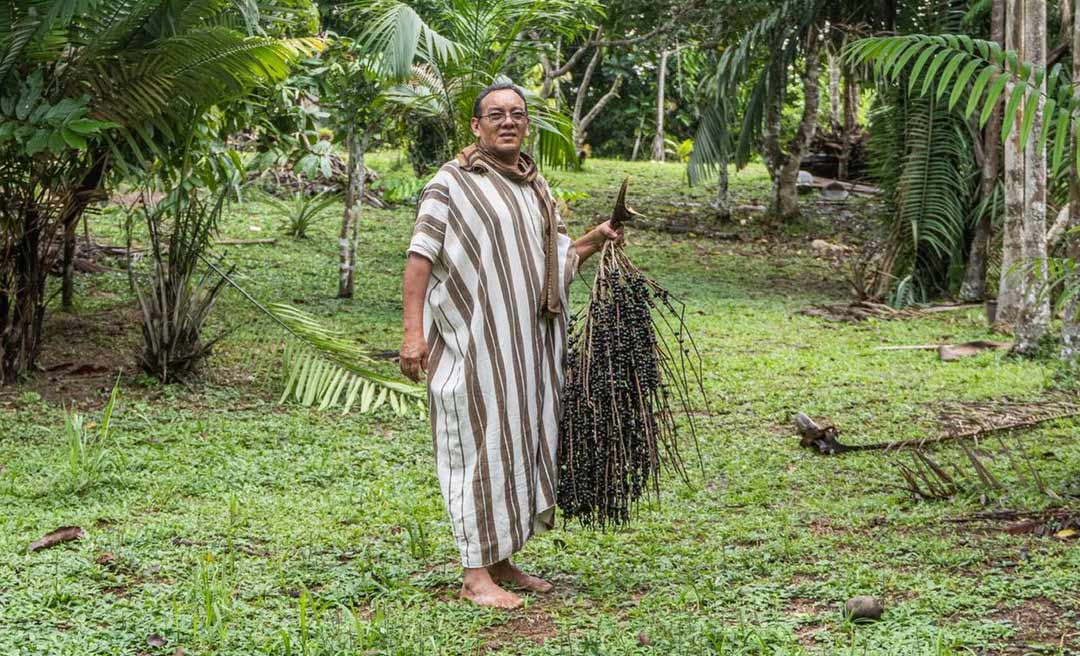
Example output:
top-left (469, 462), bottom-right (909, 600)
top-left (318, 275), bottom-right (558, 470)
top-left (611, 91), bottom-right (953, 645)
top-left (147, 634), bottom-right (166, 647)
top-left (844, 595), bottom-right (884, 621)
top-left (637, 632), bottom-right (652, 646)
top-left (810, 239), bottom-right (853, 257)
top-left (821, 181), bottom-right (849, 201)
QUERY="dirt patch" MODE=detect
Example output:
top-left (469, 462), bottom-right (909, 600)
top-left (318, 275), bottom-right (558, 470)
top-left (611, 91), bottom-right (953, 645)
top-left (0, 302), bottom-right (142, 408)
top-left (479, 605), bottom-right (558, 653)
top-left (794, 623), bottom-right (826, 650)
top-left (992, 597), bottom-right (1080, 654)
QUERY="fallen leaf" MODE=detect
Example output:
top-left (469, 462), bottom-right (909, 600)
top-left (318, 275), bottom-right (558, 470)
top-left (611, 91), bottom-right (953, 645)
top-left (29, 526), bottom-right (84, 552)
top-left (68, 363), bottom-right (110, 376)
top-left (1053, 528), bottom-right (1078, 540)
top-left (1004, 519), bottom-right (1040, 535)
top-left (938, 341), bottom-right (1011, 361)
top-left (95, 552), bottom-right (117, 566)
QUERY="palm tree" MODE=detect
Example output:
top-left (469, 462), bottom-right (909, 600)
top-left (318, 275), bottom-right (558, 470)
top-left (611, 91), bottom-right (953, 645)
top-left (847, 8), bottom-right (1080, 354)
top-left (689, 0), bottom-right (896, 221)
top-left (354, 0), bottom-right (592, 170)
top-left (0, 0), bottom-right (322, 383)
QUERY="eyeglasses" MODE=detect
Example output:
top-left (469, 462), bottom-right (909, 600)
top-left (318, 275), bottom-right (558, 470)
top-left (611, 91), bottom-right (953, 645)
top-left (479, 110), bottom-right (528, 124)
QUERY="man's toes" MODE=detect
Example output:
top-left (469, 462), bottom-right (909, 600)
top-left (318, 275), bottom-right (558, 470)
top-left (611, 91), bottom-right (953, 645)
top-left (461, 584), bottom-right (523, 610)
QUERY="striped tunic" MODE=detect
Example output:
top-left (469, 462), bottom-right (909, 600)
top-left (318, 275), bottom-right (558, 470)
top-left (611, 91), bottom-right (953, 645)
top-left (408, 160), bottom-right (579, 568)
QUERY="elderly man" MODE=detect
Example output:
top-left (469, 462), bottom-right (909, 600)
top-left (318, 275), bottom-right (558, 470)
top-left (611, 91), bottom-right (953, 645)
top-left (399, 82), bottom-right (622, 609)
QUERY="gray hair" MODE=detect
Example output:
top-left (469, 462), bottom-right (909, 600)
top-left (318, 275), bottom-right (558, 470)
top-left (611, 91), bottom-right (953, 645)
top-left (472, 82), bottom-right (528, 118)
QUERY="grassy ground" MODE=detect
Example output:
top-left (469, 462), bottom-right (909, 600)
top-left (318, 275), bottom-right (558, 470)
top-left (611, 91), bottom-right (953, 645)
top-left (1, 156), bottom-right (1078, 655)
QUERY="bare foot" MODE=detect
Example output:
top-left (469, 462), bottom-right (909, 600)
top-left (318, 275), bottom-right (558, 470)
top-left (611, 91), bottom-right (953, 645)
top-left (461, 575), bottom-right (523, 609)
top-left (489, 561), bottom-right (554, 594)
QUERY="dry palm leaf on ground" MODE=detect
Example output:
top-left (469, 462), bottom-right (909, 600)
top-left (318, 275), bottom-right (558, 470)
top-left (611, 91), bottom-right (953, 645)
top-left (557, 179), bottom-right (705, 528)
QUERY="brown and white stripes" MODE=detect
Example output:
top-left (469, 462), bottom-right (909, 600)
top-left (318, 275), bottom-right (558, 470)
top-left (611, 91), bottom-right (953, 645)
top-left (408, 160), bottom-right (579, 568)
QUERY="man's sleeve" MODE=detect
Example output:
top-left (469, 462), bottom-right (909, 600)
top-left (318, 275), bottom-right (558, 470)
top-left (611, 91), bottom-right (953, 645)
top-left (407, 172), bottom-right (450, 263)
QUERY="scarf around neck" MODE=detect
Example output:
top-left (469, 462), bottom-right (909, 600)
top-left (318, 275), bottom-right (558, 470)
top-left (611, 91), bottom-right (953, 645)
top-left (456, 143), bottom-right (562, 319)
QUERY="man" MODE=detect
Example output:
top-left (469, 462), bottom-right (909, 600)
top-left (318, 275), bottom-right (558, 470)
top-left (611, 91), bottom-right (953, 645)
top-left (399, 82), bottom-right (622, 609)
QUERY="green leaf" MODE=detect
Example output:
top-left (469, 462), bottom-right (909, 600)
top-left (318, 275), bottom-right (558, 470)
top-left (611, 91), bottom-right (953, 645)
top-left (935, 52), bottom-right (969, 101)
top-left (999, 83), bottom-right (1027, 140)
top-left (889, 42), bottom-right (923, 82)
top-left (66, 118), bottom-right (112, 134)
top-left (25, 128), bottom-right (50, 155)
top-left (964, 67), bottom-right (996, 118)
top-left (1052, 110), bottom-right (1070, 173)
top-left (980, 74), bottom-right (1009, 127)
top-left (907, 47), bottom-right (937, 94)
top-left (1037, 98), bottom-right (1055, 157)
top-left (921, 49), bottom-right (953, 97)
top-left (1018, 92), bottom-right (1041, 148)
top-left (48, 129), bottom-right (67, 152)
top-left (61, 127), bottom-right (87, 149)
top-left (948, 59), bottom-right (981, 110)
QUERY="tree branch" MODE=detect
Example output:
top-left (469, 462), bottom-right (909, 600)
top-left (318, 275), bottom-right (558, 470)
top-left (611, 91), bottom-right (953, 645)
top-left (580, 73), bottom-right (624, 131)
top-left (573, 44), bottom-right (604, 125)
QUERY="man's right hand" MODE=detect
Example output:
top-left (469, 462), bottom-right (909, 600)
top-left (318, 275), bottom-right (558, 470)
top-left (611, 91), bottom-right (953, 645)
top-left (400, 332), bottom-right (429, 382)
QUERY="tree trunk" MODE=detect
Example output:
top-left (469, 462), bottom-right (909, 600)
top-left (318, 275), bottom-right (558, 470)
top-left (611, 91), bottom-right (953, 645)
top-left (839, 73), bottom-right (858, 179)
top-left (960, 0), bottom-right (1005, 302)
top-left (1063, 0), bottom-right (1080, 362)
top-left (762, 24), bottom-right (822, 221)
top-left (2, 154), bottom-right (106, 383)
top-left (713, 154), bottom-right (731, 221)
top-left (571, 42), bottom-right (622, 162)
top-left (828, 52), bottom-right (841, 131)
top-left (1012, 0), bottom-right (1050, 354)
top-left (338, 126), bottom-right (368, 299)
top-left (61, 219), bottom-right (76, 310)
top-left (631, 114), bottom-right (645, 160)
top-left (1, 208), bottom-right (46, 384)
top-left (652, 49), bottom-right (670, 162)
top-left (998, 0), bottom-right (1026, 327)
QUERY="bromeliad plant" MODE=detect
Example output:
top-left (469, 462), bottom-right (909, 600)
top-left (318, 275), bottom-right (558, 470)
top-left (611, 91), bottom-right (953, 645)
top-left (557, 180), bottom-right (705, 528)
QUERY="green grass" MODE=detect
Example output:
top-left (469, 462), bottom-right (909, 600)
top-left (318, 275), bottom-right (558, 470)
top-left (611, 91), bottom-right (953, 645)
top-left (1, 156), bottom-right (1078, 655)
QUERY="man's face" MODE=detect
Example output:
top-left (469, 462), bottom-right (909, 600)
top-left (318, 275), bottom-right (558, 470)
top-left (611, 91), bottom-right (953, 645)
top-left (470, 89), bottom-right (529, 157)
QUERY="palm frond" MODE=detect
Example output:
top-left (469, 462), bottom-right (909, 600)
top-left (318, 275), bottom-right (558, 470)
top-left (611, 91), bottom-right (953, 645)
top-left (0, 0), bottom-right (86, 81)
top-left (357, 0), bottom-right (464, 79)
top-left (846, 34), bottom-right (1077, 176)
top-left (268, 303), bottom-right (425, 416)
top-left (200, 255), bottom-right (425, 415)
top-left (691, 0), bottom-right (821, 175)
top-left (89, 29), bottom-right (322, 167)
top-left (868, 89), bottom-right (978, 303)
top-left (687, 95), bottom-right (732, 185)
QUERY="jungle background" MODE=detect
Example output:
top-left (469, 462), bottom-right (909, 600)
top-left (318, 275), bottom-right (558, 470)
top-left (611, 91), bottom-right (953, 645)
top-left (2, 0), bottom-right (1080, 654)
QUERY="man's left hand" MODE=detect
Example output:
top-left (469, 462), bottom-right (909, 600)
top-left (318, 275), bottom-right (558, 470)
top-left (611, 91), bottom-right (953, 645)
top-left (594, 219), bottom-right (625, 246)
